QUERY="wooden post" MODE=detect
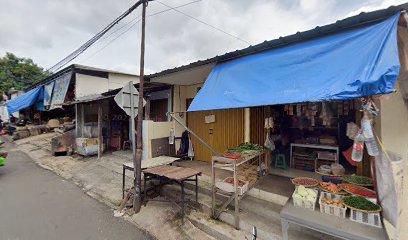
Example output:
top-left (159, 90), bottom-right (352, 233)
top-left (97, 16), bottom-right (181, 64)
top-left (75, 104), bottom-right (79, 136)
top-left (98, 101), bottom-right (103, 160)
top-left (134, 0), bottom-right (147, 213)
top-left (80, 104), bottom-right (85, 137)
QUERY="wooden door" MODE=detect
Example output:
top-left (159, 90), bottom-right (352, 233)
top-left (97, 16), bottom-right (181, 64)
top-left (187, 99), bottom-right (244, 162)
top-left (250, 106), bottom-right (267, 145)
top-left (211, 108), bottom-right (245, 156)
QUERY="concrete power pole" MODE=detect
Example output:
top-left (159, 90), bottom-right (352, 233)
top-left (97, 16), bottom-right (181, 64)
top-left (133, 0), bottom-right (147, 213)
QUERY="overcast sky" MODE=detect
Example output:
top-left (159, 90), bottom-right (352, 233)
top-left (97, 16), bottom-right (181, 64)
top-left (0, 0), bottom-right (406, 75)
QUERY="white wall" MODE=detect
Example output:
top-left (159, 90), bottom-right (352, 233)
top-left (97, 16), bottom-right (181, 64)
top-left (75, 73), bottom-right (139, 99)
top-left (142, 120), bottom-right (173, 159)
top-left (108, 73), bottom-right (139, 91)
top-left (75, 73), bottom-right (109, 99)
top-left (376, 25), bottom-right (408, 240)
top-left (172, 84), bottom-right (202, 149)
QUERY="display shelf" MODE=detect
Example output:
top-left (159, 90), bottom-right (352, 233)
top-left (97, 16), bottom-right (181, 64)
top-left (211, 149), bottom-right (264, 230)
top-left (290, 143), bottom-right (339, 172)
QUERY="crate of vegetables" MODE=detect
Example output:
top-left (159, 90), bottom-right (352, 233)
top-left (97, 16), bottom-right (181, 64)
top-left (342, 196), bottom-right (382, 228)
top-left (216, 177), bottom-right (249, 195)
top-left (291, 177), bottom-right (319, 188)
top-left (292, 185), bottom-right (318, 211)
top-left (343, 175), bottom-right (373, 187)
top-left (339, 184), bottom-right (377, 204)
top-left (319, 192), bottom-right (347, 218)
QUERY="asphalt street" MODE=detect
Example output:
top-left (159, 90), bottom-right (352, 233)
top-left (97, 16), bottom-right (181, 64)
top-left (0, 144), bottom-right (150, 240)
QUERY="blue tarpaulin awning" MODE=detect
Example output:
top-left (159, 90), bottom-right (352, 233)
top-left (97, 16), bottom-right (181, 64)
top-left (188, 13), bottom-right (401, 112)
top-left (6, 86), bottom-right (44, 114)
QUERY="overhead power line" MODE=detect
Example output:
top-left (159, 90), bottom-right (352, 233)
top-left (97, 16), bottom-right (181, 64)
top-left (156, 0), bottom-right (251, 45)
top-left (81, 0), bottom-right (203, 63)
top-left (47, 0), bottom-right (146, 73)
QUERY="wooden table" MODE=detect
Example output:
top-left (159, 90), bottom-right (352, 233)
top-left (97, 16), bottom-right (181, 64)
top-left (143, 165), bottom-right (201, 217)
top-left (280, 199), bottom-right (388, 240)
top-left (122, 156), bottom-right (180, 198)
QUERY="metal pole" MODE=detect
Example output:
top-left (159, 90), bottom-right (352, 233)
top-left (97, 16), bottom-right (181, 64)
top-left (129, 81), bottom-right (137, 203)
top-left (133, 0), bottom-right (147, 213)
top-left (169, 113), bottom-right (219, 156)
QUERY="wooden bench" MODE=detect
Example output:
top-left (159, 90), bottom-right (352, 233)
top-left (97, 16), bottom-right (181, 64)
top-left (143, 165), bottom-right (201, 217)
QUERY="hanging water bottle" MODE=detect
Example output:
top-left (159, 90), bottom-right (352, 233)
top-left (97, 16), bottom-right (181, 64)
top-left (361, 115), bottom-right (374, 139)
top-left (361, 114), bottom-right (379, 156)
top-left (365, 137), bottom-right (379, 156)
top-left (352, 132), bottom-right (365, 162)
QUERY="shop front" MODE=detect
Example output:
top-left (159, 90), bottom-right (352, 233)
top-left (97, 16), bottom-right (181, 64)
top-left (181, 10), bottom-right (406, 239)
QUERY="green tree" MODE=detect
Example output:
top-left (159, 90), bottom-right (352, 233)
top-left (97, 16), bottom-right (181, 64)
top-left (0, 52), bottom-right (50, 94)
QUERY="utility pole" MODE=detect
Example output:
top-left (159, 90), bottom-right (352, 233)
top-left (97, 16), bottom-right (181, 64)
top-left (133, 0), bottom-right (147, 213)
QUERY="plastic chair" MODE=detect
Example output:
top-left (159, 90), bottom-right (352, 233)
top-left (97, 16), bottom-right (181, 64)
top-left (274, 153), bottom-right (287, 170)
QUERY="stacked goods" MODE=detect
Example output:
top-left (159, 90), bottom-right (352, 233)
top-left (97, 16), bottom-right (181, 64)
top-left (237, 164), bottom-right (258, 188)
top-left (331, 163), bottom-right (345, 176)
top-left (293, 151), bottom-right (316, 171)
top-left (340, 184), bottom-right (377, 199)
top-left (321, 176), bottom-right (343, 184)
top-left (319, 192), bottom-right (347, 218)
top-left (216, 177), bottom-right (249, 195)
top-left (224, 177), bottom-right (246, 187)
top-left (316, 163), bottom-right (345, 176)
top-left (222, 152), bottom-right (241, 159)
top-left (291, 177), bottom-right (319, 187)
top-left (320, 182), bottom-right (345, 194)
top-left (342, 196), bottom-right (382, 228)
top-left (344, 175), bottom-right (373, 186)
top-left (342, 196), bottom-right (381, 212)
top-left (292, 185), bottom-right (318, 210)
top-left (317, 165), bottom-right (331, 174)
top-left (321, 197), bottom-right (344, 208)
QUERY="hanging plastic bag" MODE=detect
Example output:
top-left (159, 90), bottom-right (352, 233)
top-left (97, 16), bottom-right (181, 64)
top-left (169, 128), bottom-right (175, 144)
top-left (346, 122), bottom-right (360, 140)
top-left (375, 151), bottom-right (404, 239)
top-left (188, 133), bottom-right (195, 160)
top-left (264, 131), bottom-right (275, 151)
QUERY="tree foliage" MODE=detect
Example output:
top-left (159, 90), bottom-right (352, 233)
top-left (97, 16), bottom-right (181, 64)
top-left (0, 52), bottom-right (50, 94)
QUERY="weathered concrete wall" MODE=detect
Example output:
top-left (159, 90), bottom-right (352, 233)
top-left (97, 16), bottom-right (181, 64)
top-left (376, 25), bottom-right (408, 240)
top-left (75, 73), bottom-right (139, 99)
top-left (107, 73), bottom-right (139, 90)
top-left (142, 120), bottom-right (173, 159)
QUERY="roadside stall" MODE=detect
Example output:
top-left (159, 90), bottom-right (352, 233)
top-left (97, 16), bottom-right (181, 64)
top-left (183, 11), bottom-right (405, 238)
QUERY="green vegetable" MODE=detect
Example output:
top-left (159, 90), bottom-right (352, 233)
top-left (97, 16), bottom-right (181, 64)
top-left (344, 175), bottom-right (373, 185)
top-left (226, 143), bottom-right (263, 154)
top-left (343, 196), bottom-right (381, 211)
top-left (0, 157), bottom-right (5, 166)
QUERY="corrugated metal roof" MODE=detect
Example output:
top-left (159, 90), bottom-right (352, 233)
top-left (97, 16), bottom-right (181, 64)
top-left (147, 3), bottom-right (408, 80)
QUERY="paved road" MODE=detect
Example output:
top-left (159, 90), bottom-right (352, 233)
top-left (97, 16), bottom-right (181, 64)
top-left (0, 146), bottom-right (150, 240)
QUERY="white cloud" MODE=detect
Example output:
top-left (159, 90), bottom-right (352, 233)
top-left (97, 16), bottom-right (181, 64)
top-left (0, 0), bottom-right (404, 75)
top-left (346, 0), bottom-right (406, 17)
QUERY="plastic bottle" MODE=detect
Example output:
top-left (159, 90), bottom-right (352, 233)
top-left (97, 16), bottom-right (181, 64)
top-left (361, 115), bottom-right (374, 139)
top-left (352, 132), bottom-right (365, 162)
top-left (365, 138), bottom-right (379, 156)
top-left (361, 114), bottom-right (379, 156)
